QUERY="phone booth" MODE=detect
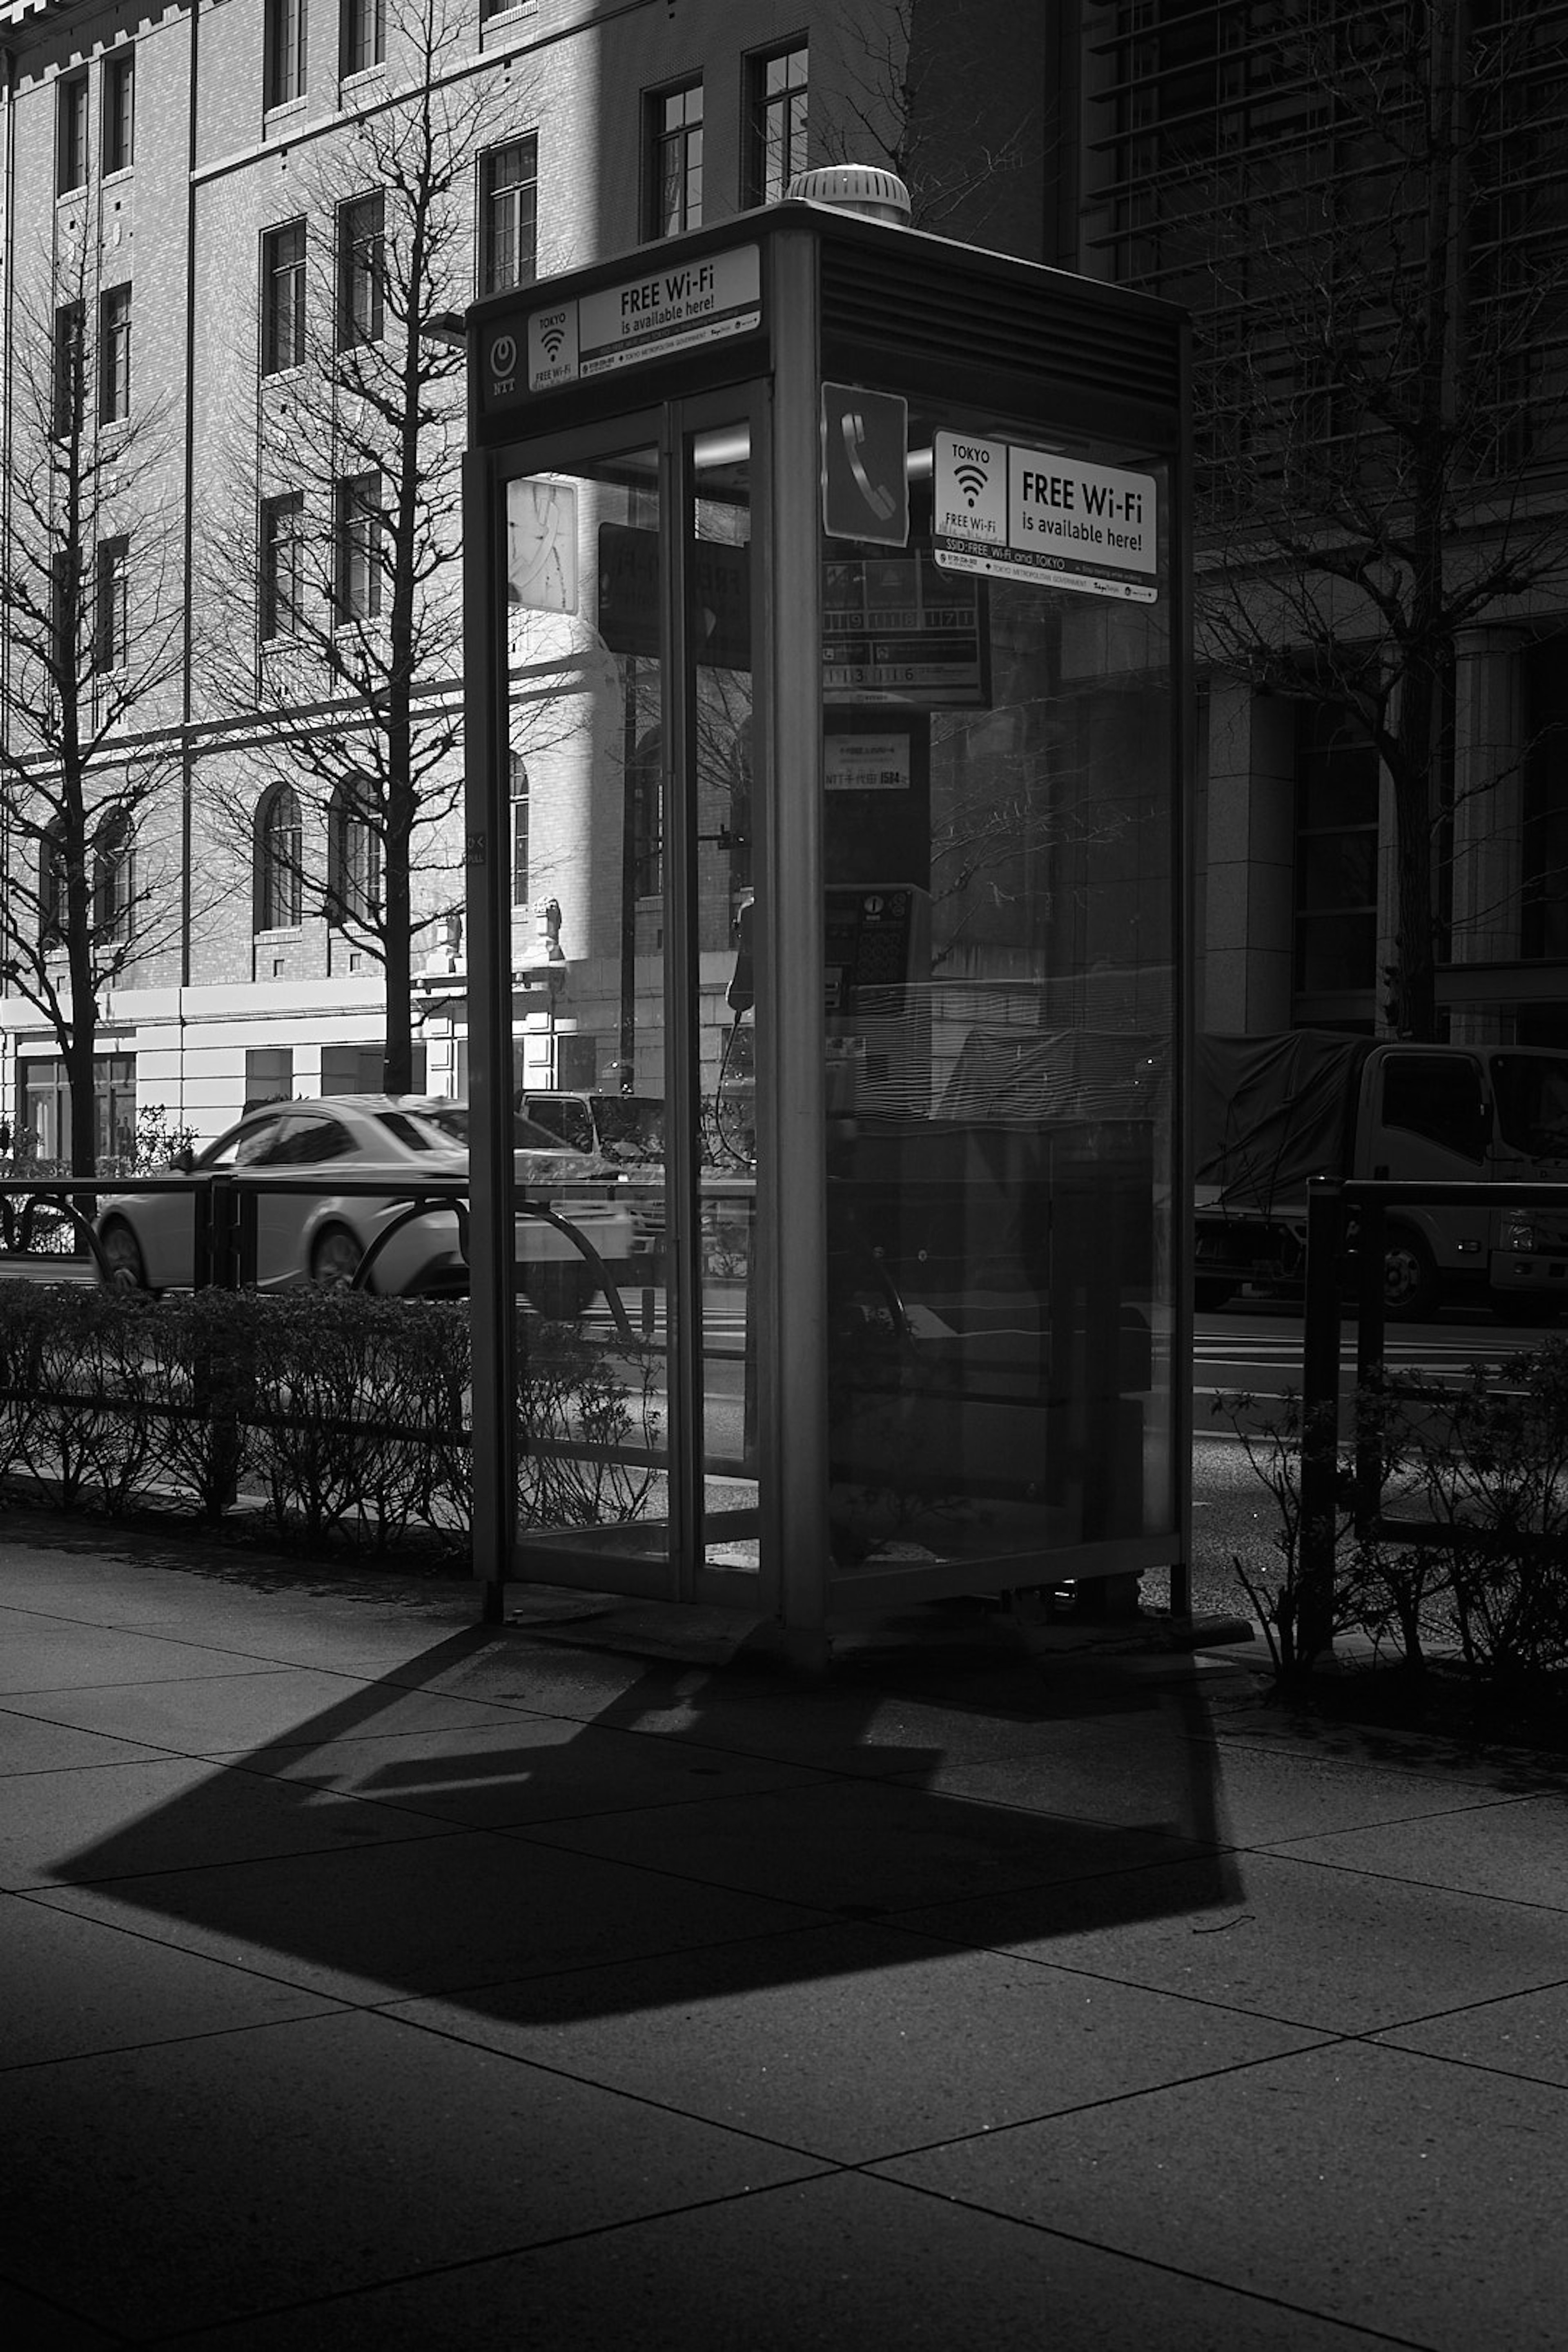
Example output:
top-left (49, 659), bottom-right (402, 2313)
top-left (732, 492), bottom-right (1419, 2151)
top-left (461, 176), bottom-right (1192, 1664)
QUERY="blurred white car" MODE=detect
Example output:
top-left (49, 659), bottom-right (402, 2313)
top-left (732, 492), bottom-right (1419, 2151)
top-left (94, 1095), bottom-right (635, 1316)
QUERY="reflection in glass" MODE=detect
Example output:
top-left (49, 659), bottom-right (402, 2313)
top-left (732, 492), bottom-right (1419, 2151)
top-left (823, 421), bottom-right (1175, 1580)
top-left (493, 431), bottom-right (757, 1581)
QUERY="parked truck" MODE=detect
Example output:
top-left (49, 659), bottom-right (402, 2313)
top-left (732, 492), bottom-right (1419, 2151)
top-left (1194, 1031), bottom-right (1568, 1320)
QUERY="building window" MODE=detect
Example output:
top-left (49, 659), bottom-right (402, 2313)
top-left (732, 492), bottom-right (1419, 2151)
top-left (337, 192), bottom-right (385, 350)
top-left (99, 284), bottom-right (131, 423)
top-left (479, 136), bottom-right (538, 297)
top-left (255, 784), bottom-right (303, 931)
top-left (39, 820), bottom-right (68, 949)
top-left (20, 1052), bottom-right (137, 1166)
top-left (1293, 703), bottom-right (1380, 999)
top-left (244, 1046), bottom-right (294, 1108)
top-left (102, 49), bottom-right (134, 174)
top-left (260, 492), bottom-right (305, 641)
top-left (341, 0), bottom-right (385, 75)
top-left (630, 724), bottom-right (662, 898)
top-left (648, 80), bottom-right (703, 238)
top-left (510, 754), bottom-right (530, 905)
top-left (1523, 638), bottom-right (1568, 964)
top-left (744, 43), bottom-right (807, 206)
top-left (334, 472), bottom-right (383, 621)
top-left (95, 536), bottom-right (130, 675)
top-left (265, 0), bottom-right (308, 110)
top-left (93, 810), bottom-right (134, 942)
top-left (57, 72), bottom-right (89, 194)
top-left (328, 779), bottom-right (381, 924)
top-left (261, 221), bottom-right (307, 375)
top-left (53, 299), bottom-right (85, 437)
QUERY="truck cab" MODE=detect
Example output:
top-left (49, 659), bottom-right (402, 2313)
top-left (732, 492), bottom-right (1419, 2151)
top-left (1194, 1035), bottom-right (1568, 1320)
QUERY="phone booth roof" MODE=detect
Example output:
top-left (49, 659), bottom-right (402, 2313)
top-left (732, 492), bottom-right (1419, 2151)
top-left (465, 200), bottom-right (1187, 459)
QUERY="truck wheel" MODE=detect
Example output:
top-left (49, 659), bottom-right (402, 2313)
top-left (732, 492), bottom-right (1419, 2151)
top-left (1194, 1277), bottom-right (1238, 1311)
top-left (1383, 1231), bottom-right (1439, 1321)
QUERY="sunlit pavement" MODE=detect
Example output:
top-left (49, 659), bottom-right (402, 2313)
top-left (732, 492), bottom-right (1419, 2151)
top-left (3, 1523), bottom-right (1567, 2348)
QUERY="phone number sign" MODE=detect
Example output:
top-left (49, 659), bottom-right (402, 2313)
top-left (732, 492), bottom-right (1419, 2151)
top-left (932, 431), bottom-right (1158, 602)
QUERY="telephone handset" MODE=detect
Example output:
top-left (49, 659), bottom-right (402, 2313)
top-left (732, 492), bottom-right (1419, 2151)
top-left (841, 411), bottom-right (900, 525)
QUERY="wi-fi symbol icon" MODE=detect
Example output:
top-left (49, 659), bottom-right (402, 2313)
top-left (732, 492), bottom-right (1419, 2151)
top-left (953, 462), bottom-right (990, 510)
top-left (539, 321), bottom-right (567, 363)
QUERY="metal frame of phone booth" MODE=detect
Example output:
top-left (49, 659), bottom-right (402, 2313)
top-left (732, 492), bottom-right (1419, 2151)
top-left (461, 201), bottom-right (1193, 1662)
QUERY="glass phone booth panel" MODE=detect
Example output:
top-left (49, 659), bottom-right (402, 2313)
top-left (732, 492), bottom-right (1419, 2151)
top-left (493, 400), bottom-right (763, 1600)
top-left (817, 411), bottom-right (1178, 1604)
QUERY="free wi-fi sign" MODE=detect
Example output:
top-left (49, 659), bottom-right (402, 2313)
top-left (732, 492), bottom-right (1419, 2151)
top-left (933, 431), bottom-right (1006, 541)
top-left (525, 303), bottom-right (580, 391)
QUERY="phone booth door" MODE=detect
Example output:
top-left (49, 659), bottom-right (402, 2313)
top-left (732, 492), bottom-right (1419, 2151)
top-left (468, 387), bottom-right (772, 1610)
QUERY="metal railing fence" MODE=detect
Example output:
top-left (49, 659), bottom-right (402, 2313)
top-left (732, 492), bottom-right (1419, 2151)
top-left (1298, 1175), bottom-right (1568, 1660)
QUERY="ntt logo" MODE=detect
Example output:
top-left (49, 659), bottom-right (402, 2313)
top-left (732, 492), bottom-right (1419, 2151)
top-left (490, 333), bottom-right (517, 377)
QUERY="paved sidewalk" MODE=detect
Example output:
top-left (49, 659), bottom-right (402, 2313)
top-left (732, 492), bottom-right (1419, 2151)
top-left (3, 1528), bottom-right (1568, 2350)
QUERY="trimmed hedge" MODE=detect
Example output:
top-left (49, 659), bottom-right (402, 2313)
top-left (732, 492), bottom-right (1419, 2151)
top-left (0, 1281), bottom-right (660, 1559)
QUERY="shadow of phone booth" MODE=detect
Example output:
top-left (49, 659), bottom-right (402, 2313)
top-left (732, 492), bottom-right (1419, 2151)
top-left (462, 172), bottom-right (1192, 1666)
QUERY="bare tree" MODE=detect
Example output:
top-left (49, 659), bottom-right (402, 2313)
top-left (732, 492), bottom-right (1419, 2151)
top-left (1190, 0), bottom-right (1568, 1039)
top-left (199, 0), bottom-right (515, 1092)
top-left (0, 227), bottom-right (183, 1172)
top-left (822, 0), bottom-right (1036, 243)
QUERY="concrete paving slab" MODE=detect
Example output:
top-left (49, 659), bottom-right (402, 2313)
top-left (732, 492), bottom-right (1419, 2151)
top-left (519, 1775), bottom-right (1232, 1915)
top-left (1204, 1696), bottom-right (1568, 1797)
top-left (0, 1665), bottom-right (540, 1757)
top-left (5, 1527), bottom-right (1567, 2350)
top-left (892, 1733), bottom-right (1532, 1849)
top-left (0, 1613), bottom-right (300, 1695)
top-left (372, 1635), bottom-right (1102, 1780)
top-left (0, 2007), bottom-right (828, 2342)
top-left (0, 2280), bottom-right (122, 2349)
top-left (158, 2169), bottom-right (1406, 2352)
top-left (1257, 1794), bottom-right (1568, 1911)
top-left (900, 1845), bottom-right (1568, 2034)
top-left (232, 1714), bottom-right (830, 1828)
top-left (0, 1703), bottom-right (176, 1774)
top-left (388, 1918), bottom-right (1329, 2164)
top-left (1375, 1980), bottom-right (1568, 2087)
top-left (0, 1889), bottom-right (343, 2067)
top-left (34, 1828), bottom-right (838, 2005)
top-left (0, 1751), bottom-right (467, 1893)
top-left (875, 2040), bottom-right (1568, 2351)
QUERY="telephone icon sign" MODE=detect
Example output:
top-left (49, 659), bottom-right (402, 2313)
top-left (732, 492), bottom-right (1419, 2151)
top-left (821, 384), bottom-right (909, 548)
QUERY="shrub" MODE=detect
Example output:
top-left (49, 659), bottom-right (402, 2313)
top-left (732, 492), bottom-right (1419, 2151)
top-left (1384, 1343), bottom-right (1568, 1682)
top-left (1218, 1342), bottom-right (1568, 1692)
top-left (0, 1284), bottom-right (160, 1512)
top-left (0, 1279), bottom-right (657, 1560)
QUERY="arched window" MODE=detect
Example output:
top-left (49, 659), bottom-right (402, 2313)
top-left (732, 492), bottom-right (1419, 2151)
top-left (327, 778), bottom-right (381, 925)
top-left (254, 782), bottom-right (303, 932)
top-left (39, 818), bottom-right (67, 949)
top-left (510, 754), bottom-right (530, 906)
top-left (629, 723), bottom-right (662, 900)
top-left (93, 809), bottom-right (134, 942)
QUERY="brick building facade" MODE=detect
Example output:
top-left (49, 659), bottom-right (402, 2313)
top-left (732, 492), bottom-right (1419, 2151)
top-left (1, 0), bottom-right (1563, 1159)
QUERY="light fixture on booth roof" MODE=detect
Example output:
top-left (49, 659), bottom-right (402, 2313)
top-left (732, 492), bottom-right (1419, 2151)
top-left (785, 165), bottom-right (912, 227)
